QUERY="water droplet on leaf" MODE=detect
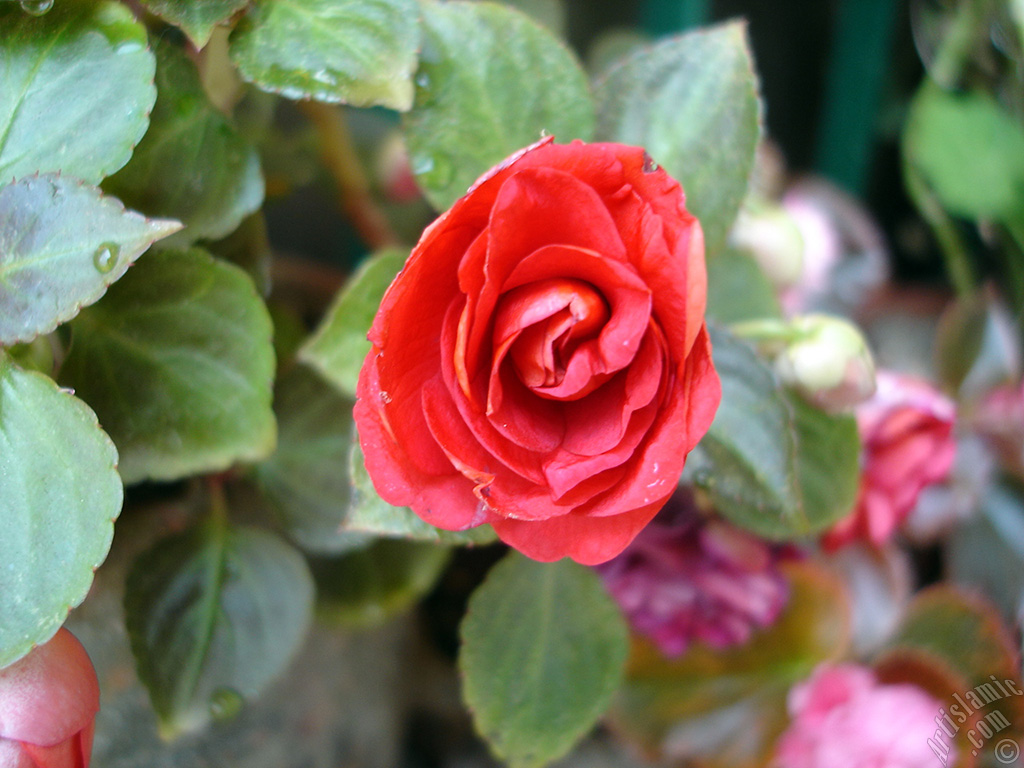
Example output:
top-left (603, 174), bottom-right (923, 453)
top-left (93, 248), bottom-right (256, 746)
top-left (19, 0), bottom-right (53, 15)
top-left (209, 687), bottom-right (244, 722)
top-left (93, 242), bottom-right (120, 274)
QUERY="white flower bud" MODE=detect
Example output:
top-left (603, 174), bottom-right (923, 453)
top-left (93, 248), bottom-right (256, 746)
top-left (774, 314), bottom-right (876, 412)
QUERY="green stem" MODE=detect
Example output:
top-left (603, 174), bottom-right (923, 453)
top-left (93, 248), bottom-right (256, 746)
top-left (903, 156), bottom-right (975, 296)
top-left (299, 101), bottom-right (400, 252)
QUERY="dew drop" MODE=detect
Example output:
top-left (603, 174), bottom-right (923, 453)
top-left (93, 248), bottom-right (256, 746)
top-left (19, 0), bottom-right (53, 15)
top-left (209, 687), bottom-right (244, 722)
top-left (379, 390), bottom-right (393, 404)
top-left (415, 71), bottom-right (431, 89)
top-left (642, 152), bottom-right (659, 173)
top-left (92, 242), bottom-right (120, 274)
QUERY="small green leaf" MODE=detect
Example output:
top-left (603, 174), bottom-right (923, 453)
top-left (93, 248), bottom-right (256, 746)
top-left (705, 248), bottom-right (782, 325)
top-left (0, 174), bottom-right (181, 345)
top-left (594, 21), bottom-right (761, 255)
top-left (460, 552), bottom-right (629, 768)
top-left (299, 248), bottom-right (406, 398)
top-left (347, 436), bottom-right (498, 545)
top-left (124, 521), bottom-right (314, 738)
top-left (103, 41), bottom-right (264, 247)
top-left (684, 326), bottom-right (860, 540)
top-left (0, 1), bottom-right (155, 183)
top-left (905, 81), bottom-right (1024, 221)
top-left (139, 0), bottom-right (249, 48)
top-left (253, 364), bottom-right (370, 554)
top-left (610, 562), bottom-right (849, 767)
top-left (0, 353), bottom-right (122, 668)
top-left (60, 248), bottom-right (276, 485)
top-left (229, 0), bottom-right (420, 110)
top-left (402, 0), bottom-right (595, 211)
top-left (312, 539), bottom-right (452, 627)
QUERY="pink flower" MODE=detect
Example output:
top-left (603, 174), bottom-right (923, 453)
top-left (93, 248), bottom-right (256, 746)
top-left (595, 490), bottom-right (790, 657)
top-left (825, 371), bottom-right (956, 549)
top-left (773, 663), bottom-right (953, 768)
top-left (0, 629), bottom-right (99, 768)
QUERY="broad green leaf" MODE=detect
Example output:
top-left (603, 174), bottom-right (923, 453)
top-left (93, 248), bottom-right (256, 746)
top-left (594, 21), bottom-right (761, 255)
top-left (0, 1), bottom-right (155, 183)
top-left (299, 248), bottom-right (406, 397)
top-left (124, 521), bottom-right (314, 738)
top-left (460, 552), bottom-right (629, 768)
top-left (139, 0), bottom-right (249, 48)
top-left (469, 0), bottom-right (565, 35)
top-left (705, 248), bottom-right (782, 325)
top-left (402, 0), bottom-right (595, 211)
top-left (0, 353), bottom-right (122, 668)
top-left (229, 0), bottom-right (420, 110)
top-left (312, 539), bottom-right (452, 627)
top-left (610, 562), bottom-right (849, 767)
top-left (253, 364), bottom-right (370, 554)
top-left (0, 175), bottom-right (181, 345)
top-left (889, 587), bottom-right (1023, 694)
top-left (103, 41), bottom-right (264, 247)
top-left (684, 327), bottom-right (860, 540)
top-left (60, 248), bottom-right (276, 484)
top-left (905, 81), bottom-right (1024, 221)
top-left (347, 437), bottom-right (498, 545)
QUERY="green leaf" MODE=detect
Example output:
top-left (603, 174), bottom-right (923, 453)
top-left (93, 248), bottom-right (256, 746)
top-left (593, 21), bottom-right (761, 255)
top-left (0, 0), bottom-right (155, 184)
top-left (229, 0), bottom-right (420, 110)
top-left (0, 353), bottom-right (122, 668)
top-left (402, 0), bottom-right (595, 211)
top-left (904, 81), bottom-right (1024, 221)
top-left (684, 326), bottom-right (860, 540)
top-left (347, 436), bottom-right (497, 544)
top-left (60, 248), bottom-right (276, 485)
top-left (252, 364), bottom-right (370, 554)
top-left (705, 248), bottom-right (782, 325)
top-left (0, 174), bottom-right (181, 345)
top-left (610, 562), bottom-right (849, 767)
top-left (206, 211), bottom-right (273, 297)
top-left (124, 521), bottom-right (314, 738)
top-left (103, 41), bottom-right (264, 247)
top-left (299, 248), bottom-right (406, 398)
top-left (460, 552), bottom-right (629, 768)
top-left (139, 0), bottom-right (249, 48)
top-left (312, 539), bottom-right (452, 627)
top-left (884, 587), bottom-right (1024, 763)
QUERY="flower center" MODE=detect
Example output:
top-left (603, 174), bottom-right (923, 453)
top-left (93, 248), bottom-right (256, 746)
top-left (492, 278), bottom-right (609, 392)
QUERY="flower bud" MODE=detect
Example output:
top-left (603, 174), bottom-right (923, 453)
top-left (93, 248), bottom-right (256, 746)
top-left (774, 314), bottom-right (876, 412)
top-left (0, 628), bottom-right (99, 768)
top-left (730, 203), bottom-right (805, 290)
